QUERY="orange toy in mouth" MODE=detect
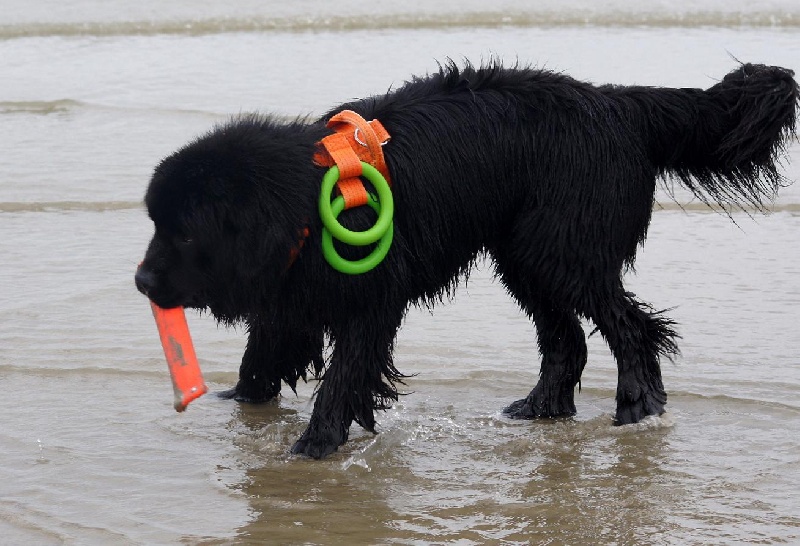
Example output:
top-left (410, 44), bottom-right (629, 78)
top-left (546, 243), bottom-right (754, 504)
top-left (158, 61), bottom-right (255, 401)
top-left (149, 301), bottom-right (208, 412)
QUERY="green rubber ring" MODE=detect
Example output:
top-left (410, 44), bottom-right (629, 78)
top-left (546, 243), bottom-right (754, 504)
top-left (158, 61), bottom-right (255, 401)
top-left (319, 162), bottom-right (394, 246)
top-left (321, 194), bottom-right (394, 275)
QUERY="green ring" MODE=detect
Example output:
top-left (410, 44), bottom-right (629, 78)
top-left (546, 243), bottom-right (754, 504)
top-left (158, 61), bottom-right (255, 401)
top-left (321, 195), bottom-right (394, 275)
top-left (318, 162), bottom-right (394, 246)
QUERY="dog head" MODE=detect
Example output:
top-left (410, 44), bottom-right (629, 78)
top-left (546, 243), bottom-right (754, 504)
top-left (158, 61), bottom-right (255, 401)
top-left (135, 115), bottom-right (322, 320)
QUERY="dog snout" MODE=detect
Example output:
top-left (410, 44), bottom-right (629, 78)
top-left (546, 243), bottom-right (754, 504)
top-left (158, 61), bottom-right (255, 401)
top-left (135, 265), bottom-right (156, 296)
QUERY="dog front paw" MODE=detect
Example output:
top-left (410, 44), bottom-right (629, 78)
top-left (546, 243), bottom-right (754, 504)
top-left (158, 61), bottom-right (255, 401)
top-left (217, 381), bottom-right (280, 404)
top-left (291, 420), bottom-right (348, 459)
top-left (503, 390), bottom-right (577, 420)
top-left (290, 437), bottom-right (339, 459)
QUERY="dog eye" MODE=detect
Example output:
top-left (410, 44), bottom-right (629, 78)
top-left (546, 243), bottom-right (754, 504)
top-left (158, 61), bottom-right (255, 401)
top-left (177, 236), bottom-right (194, 245)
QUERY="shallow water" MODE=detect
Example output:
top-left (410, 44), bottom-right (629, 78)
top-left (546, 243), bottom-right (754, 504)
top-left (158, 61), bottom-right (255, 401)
top-left (1, 1), bottom-right (799, 544)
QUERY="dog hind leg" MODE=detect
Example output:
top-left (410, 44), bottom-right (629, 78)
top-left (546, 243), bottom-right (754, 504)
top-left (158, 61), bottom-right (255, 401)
top-left (581, 283), bottom-right (678, 424)
top-left (503, 302), bottom-right (588, 419)
top-left (494, 254), bottom-right (588, 419)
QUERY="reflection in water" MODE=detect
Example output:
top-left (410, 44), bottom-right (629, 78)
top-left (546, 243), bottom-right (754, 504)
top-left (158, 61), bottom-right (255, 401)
top-left (217, 387), bottom-right (685, 545)
top-left (221, 398), bottom-right (404, 545)
top-left (517, 419), bottom-right (677, 544)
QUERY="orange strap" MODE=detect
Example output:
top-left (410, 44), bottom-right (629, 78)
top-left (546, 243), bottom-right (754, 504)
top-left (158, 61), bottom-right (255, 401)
top-left (313, 110), bottom-right (391, 209)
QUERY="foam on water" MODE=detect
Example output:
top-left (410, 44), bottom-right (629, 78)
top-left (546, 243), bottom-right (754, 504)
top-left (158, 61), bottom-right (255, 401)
top-left (2, 3), bottom-right (800, 40)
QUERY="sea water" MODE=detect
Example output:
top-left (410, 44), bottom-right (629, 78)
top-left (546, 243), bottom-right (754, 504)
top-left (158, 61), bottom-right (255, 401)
top-left (1, 1), bottom-right (799, 543)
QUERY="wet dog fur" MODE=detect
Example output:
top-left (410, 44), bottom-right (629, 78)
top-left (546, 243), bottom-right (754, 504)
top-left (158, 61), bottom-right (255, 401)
top-left (136, 62), bottom-right (798, 458)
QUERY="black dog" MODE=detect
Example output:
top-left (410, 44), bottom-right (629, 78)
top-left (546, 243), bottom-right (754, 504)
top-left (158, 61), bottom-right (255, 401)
top-left (136, 62), bottom-right (798, 458)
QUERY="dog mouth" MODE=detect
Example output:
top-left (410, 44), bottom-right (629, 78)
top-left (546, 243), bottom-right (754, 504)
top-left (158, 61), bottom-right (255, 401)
top-left (138, 291), bottom-right (187, 310)
top-left (134, 264), bottom-right (200, 309)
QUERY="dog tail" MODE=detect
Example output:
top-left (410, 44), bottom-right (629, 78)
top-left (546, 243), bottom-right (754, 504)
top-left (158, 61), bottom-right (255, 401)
top-left (617, 63), bottom-right (799, 209)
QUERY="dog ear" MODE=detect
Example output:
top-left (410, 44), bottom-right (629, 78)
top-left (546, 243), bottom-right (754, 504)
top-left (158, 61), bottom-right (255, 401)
top-left (230, 208), bottom-right (298, 284)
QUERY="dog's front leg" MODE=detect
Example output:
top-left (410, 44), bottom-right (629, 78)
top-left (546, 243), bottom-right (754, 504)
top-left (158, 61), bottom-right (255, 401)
top-left (292, 312), bottom-right (403, 459)
top-left (219, 316), bottom-right (323, 403)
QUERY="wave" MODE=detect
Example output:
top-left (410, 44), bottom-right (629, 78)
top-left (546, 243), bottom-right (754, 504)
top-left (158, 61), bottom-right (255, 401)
top-left (0, 99), bottom-right (84, 114)
top-left (0, 99), bottom-right (231, 122)
top-left (0, 363), bottom-right (163, 379)
top-left (652, 201), bottom-right (800, 213)
top-left (0, 201), bottom-right (142, 213)
top-left (2, 199), bottom-right (797, 216)
top-left (5, 198), bottom-right (797, 214)
top-left (1, 9), bottom-right (799, 39)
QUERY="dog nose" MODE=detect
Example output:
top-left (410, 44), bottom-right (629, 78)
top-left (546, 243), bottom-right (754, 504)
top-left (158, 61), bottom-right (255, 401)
top-left (135, 265), bottom-right (156, 296)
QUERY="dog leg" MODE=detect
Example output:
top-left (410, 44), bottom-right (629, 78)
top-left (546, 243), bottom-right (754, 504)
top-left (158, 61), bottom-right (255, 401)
top-left (504, 304), bottom-right (587, 419)
top-left (292, 312), bottom-right (402, 459)
top-left (493, 252), bottom-right (588, 419)
top-left (584, 284), bottom-right (678, 424)
top-left (219, 318), bottom-right (324, 403)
